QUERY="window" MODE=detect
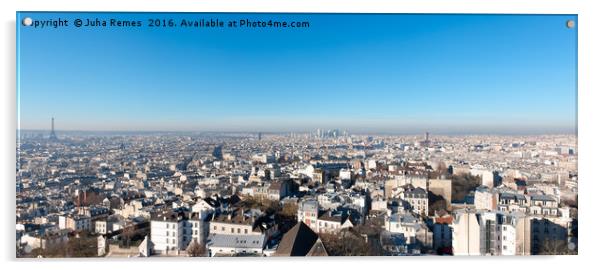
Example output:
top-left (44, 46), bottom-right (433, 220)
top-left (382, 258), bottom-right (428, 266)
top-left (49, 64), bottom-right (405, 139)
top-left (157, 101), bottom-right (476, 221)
top-left (244, 229), bottom-right (248, 234)
top-left (222, 226), bottom-right (225, 231)
top-left (237, 228), bottom-right (241, 233)
top-left (231, 228), bottom-right (234, 233)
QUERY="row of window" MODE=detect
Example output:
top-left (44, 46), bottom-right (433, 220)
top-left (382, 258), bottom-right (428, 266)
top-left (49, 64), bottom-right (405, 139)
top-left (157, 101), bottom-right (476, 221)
top-left (163, 222), bottom-right (200, 229)
top-left (213, 225), bottom-right (249, 234)
top-left (165, 230), bottom-right (199, 236)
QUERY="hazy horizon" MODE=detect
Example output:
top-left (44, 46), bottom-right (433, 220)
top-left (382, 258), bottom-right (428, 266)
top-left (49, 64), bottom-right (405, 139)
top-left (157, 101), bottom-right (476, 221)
top-left (17, 125), bottom-right (577, 136)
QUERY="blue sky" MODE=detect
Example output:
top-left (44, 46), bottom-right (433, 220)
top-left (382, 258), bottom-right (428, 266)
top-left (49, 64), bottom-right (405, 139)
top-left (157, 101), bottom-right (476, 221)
top-left (17, 13), bottom-right (577, 134)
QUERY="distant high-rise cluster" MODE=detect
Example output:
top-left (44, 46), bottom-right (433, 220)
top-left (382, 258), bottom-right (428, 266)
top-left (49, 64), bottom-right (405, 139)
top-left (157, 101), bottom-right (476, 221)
top-left (315, 128), bottom-right (347, 139)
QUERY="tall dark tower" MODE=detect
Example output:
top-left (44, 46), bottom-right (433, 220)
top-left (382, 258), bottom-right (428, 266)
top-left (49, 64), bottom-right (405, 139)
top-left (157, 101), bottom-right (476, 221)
top-left (421, 131), bottom-right (431, 147)
top-left (49, 117), bottom-right (58, 141)
top-left (212, 144), bottom-right (223, 160)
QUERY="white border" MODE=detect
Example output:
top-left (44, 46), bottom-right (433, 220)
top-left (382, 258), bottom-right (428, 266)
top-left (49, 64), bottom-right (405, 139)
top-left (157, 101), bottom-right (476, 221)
top-left (2, 1), bottom-right (601, 270)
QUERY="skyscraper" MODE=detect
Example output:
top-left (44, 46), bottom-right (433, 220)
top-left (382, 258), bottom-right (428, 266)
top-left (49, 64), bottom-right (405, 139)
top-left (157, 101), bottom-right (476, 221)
top-left (420, 131), bottom-right (431, 147)
top-left (212, 145), bottom-right (223, 160)
top-left (49, 117), bottom-right (58, 141)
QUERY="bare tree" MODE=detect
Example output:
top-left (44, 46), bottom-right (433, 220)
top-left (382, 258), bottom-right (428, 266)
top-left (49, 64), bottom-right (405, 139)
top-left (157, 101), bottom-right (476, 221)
top-left (319, 230), bottom-right (375, 256)
top-left (280, 202), bottom-right (298, 218)
top-left (186, 240), bottom-right (206, 257)
top-left (120, 225), bottom-right (135, 248)
top-left (539, 238), bottom-right (576, 255)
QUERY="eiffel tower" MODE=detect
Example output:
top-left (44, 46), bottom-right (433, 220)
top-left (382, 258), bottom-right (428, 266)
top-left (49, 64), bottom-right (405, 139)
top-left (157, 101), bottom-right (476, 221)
top-left (49, 117), bottom-right (58, 141)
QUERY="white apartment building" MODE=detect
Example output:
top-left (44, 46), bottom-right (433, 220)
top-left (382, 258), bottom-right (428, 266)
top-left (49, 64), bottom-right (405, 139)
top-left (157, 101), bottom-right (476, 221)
top-left (470, 167), bottom-right (494, 188)
top-left (317, 212), bottom-right (354, 234)
top-left (150, 212), bottom-right (202, 254)
top-left (401, 187), bottom-right (428, 215)
top-left (95, 220), bottom-right (107, 235)
top-left (453, 210), bottom-right (530, 256)
top-left (474, 186), bottom-right (495, 211)
top-left (297, 199), bottom-right (355, 234)
top-left (297, 199), bottom-right (319, 232)
top-left (451, 210), bottom-right (481, 255)
top-left (205, 209), bottom-right (276, 256)
top-left (58, 214), bottom-right (91, 232)
top-left (383, 211), bottom-right (432, 248)
top-left (479, 212), bottom-right (519, 255)
top-left (529, 194), bottom-right (559, 216)
top-left (191, 198), bottom-right (218, 221)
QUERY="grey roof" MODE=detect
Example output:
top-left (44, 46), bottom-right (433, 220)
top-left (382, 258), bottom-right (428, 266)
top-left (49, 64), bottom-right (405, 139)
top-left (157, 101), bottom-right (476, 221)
top-left (206, 233), bottom-right (265, 249)
top-left (300, 200), bottom-right (319, 211)
top-left (390, 212), bottom-right (418, 224)
top-left (530, 194), bottom-right (556, 202)
top-left (404, 187), bottom-right (427, 198)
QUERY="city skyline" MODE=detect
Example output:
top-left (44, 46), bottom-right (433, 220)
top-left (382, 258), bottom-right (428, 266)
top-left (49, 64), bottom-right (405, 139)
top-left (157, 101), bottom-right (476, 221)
top-left (17, 116), bottom-right (576, 136)
top-left (17, 13), bottom-right (577, 133)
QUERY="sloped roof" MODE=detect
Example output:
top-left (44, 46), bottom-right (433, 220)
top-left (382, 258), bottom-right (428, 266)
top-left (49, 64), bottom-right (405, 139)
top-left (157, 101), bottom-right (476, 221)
top-left (273, 222), bottom-right (318, 256)
top-left (306, 238), bottom-right (328, 256)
